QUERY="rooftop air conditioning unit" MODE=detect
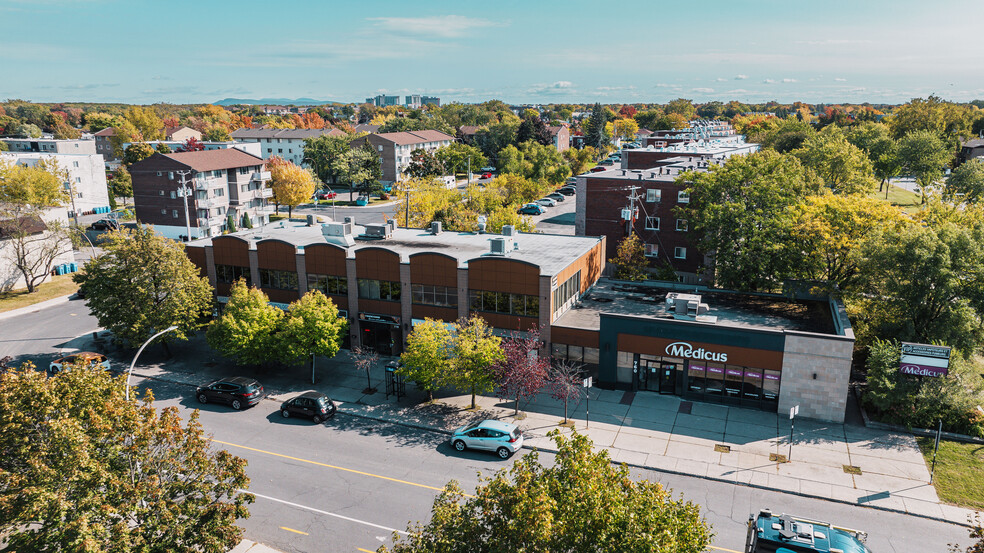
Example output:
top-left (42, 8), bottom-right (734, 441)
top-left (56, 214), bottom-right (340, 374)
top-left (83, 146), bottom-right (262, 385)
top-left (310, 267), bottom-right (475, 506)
top-left (502, 225), bottom-right (515, 236)
top-left (489, 236), bottom-right (511, 255)
top-left (363, 224), bottom-right (391, 239)
top-left (430, 221), bottom-right (442, 235)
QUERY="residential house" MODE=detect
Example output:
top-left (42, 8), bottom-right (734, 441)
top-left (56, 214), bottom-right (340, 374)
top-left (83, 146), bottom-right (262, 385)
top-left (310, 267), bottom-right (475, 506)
top-left (0, 207), bottom-right (74, 292)
top-left (129, 149), bottom-right (271, 241)
top-left (93, 128), bottom-right (118, 161)
top-left (958, 137), bottom-right (984, 165)
top-left (165, 126), bottom-right (202, 142)
top-left (352, 131), bottom-right (455, 183)
top-left (547, 125), bottom-right (570, 152)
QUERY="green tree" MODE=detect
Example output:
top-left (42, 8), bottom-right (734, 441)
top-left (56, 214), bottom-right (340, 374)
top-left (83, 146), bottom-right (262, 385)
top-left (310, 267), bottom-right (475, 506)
top-left (945, 158), bottom-right (984, 203)
top-left (123, 105), bottom-right (164, 140)
top-left (665, 98), bottom-right (697, 120)
top-left (609, 233), bottom-right (649, 281)
top-left (680, 150), bottom-right (823, 291)
top-left (303, 134), bottom-right (351, 184)
top-left (110, 165), bottom-right (133, 205)
top-left (204, 126), bottom-right (232, 142)
top-left (340, 141), bottom-right (383, 199)
top-left (380, 431), bottom-right (712, 553)
top-left (473, 119), bottom-right (520, 167)
top-left (516, 113), bottom-right (552, 146)
top-left (852, 221), bottom-right (984, 354)
top-left (14, 122), bottom-right (42, 138)
top-left (793, 126), bottom-right (877, 195)
top-left (73, 226), bottom-right (213, 350)
top-left (449, 316), bottom-right (504, 409)
top-left (399, 318), bottom-right (454, 402)
top-left (0, 364), bottom-right (252, 552)
top-left (633, 108), bottom-right (665, 130)
top-left (278, 290), bottom-right (348, 372)
top-left (83, 111), bottom-right (123, 132)
top-left (206, 280), bottom-right (283, 365)
top-left (404, 148), bottom-right (443, 178)
top-left (123, 142), bottom-right (157, 166)
top-left (897, 130), bottom-right (952, 203)
top-left (226, 213), bottom-right (237, 233)
top-left (268, 157), bottom-right (316, 218)
top-left (434, 142), bottom-right (487, 176)
top-left (563, 145), bottom-right (597, 176)
top-left (155, 142), bottom-right (172, 154)
top-left (613, 118), bottom-right (639, 142)
top-left (583, 103), bottom-right (607, 149)
top-left (761, 118), bottom-right (816, 153)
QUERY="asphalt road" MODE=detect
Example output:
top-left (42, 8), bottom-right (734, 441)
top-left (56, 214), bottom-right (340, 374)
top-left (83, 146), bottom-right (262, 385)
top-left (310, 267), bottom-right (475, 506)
top-left (1, 302), bottom-right (972, 553)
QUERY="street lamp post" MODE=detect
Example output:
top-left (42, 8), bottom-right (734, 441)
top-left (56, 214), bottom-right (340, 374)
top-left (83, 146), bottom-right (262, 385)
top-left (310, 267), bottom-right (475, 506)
top-left (126, 325), bottom-right (179, 401)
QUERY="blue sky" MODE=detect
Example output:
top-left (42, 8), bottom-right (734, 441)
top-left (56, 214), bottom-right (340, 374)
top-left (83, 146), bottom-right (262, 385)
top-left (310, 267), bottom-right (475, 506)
top-left (2, 0), bottom-right (982, 105)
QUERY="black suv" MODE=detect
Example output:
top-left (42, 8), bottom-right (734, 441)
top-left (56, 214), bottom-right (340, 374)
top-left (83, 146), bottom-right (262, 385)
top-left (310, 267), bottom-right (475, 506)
top-left (196, 377), bottom-right (264, 410)
top-left (280, 391), bottom-right (337, 423)
top-left (87, 219), bottom-right (120, 231)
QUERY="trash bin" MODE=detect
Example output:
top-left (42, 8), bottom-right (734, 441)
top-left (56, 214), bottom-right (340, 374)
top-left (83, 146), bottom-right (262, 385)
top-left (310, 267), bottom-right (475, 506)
top-left (70, 262), bottom-right (78, 272)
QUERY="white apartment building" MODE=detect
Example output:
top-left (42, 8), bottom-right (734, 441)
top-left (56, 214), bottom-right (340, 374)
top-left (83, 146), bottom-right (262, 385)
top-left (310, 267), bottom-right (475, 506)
top-left (1, 152), bottom-right (111, 217)
top-left (230, 128), bottom-right (347, 167)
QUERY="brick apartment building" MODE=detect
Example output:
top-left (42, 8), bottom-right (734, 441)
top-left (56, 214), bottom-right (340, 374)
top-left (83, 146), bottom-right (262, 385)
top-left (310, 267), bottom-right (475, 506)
top-left (353, 131), bottom-right (455, 183)
top-left (129, 149), bottom-right (272, 241)
top-left (93, 128), bottom-right (118, 161)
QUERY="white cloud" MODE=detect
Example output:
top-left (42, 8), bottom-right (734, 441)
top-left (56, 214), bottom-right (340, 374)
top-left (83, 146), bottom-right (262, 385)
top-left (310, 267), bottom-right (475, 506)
top-left (715, 78), bottom-right (728, 82)
top-left (526, 81), bottom-right (576, 95)
top-left (834, 77), bottom-right (847, 82)
top-left (366, 15), bottom-right (499, 39)
top-left (727, 89), bottom-right (751, 94)
top-left (782, 78), bottom-right (797, 83)
top-left (597, 85), bottom-right (636, 91)
top-left (795, 39), bottom-right (873, 45)
top-left (735, 74), bottom-right (748, 80)
top-left (763, 79), bottom-right (776, 84)
top-left (692, 87), bottom-right (715, 93)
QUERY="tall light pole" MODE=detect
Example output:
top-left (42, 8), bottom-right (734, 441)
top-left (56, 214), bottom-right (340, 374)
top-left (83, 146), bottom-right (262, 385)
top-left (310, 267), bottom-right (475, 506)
top-left (176, 170), bottom-right (193, 242)
top-left (126, 325), bottom-right (179, 401)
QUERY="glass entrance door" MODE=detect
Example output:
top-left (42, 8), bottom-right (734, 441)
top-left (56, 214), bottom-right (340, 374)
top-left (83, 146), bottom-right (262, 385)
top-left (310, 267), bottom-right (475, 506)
top-left (658, 363), bottom-right (677, 394)
top-left (639, 360), bottom-right (659, 392)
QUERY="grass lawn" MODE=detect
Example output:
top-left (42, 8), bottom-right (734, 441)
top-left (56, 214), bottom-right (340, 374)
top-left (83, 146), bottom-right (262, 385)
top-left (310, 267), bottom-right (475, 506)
top-left (917, 437), bottom-right (984, 510)
top-left (0, 274), bottom-right (79, 314)
top-left (870, 184), bottom-right (926, 214)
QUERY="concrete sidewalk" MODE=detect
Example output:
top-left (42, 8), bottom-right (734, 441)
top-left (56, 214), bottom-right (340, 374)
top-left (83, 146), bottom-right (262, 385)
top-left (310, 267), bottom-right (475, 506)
top-left (71, 331), bottom-right (976, 527)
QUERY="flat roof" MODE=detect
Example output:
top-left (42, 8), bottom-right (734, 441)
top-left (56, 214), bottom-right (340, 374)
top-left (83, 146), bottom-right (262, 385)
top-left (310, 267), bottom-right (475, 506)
top-left (553, 279), bottom-right (838, 335)
top-left (188, 220), bottom-right (603, 277)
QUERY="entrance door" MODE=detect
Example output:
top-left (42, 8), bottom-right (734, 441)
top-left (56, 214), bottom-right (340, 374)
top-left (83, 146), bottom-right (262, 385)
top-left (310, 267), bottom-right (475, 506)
top-left (658, 363), bottom-right (677, 394)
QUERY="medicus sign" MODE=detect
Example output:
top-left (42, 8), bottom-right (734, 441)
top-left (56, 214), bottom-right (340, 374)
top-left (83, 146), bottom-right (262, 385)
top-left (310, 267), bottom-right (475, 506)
top-left (900, 342), bottom-right (951, 377)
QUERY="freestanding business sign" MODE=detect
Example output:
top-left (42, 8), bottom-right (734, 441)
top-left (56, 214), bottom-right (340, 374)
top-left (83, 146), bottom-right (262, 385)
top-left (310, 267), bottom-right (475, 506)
top-left (900, 342), bottom-right (951, 377)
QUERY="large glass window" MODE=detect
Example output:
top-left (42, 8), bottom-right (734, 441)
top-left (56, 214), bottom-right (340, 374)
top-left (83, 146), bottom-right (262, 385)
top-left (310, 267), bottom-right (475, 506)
top-left (724, 367), bottom-right (744, 398)
top-left (762, 370), bottom-right (781, 402)
top-left (468, 290), bottom-right (539, 317)
top-left (704, 363), bottom-right (725, 396)
top-left (742, 369), bottom-right (764, 400)
top-left (358, 279), bottom-right (401, 301)
top-left (552, 270), bottom-right (581, 316)
top-left (307, 274), bottom-right (347, 295)
top-left (411, 284), bottom-right (457, 307)
top-left (216, 265), bottom-right (251, 286)
top-left (259, 269), bottom-right (298, 290)
top-left (688, 363), bottom-right (706, 393)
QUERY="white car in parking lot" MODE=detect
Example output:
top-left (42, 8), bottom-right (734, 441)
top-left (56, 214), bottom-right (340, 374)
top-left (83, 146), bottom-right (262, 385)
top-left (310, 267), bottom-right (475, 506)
top-left (450, 419), bottom-right (523, 459)
top-left (538, 197), bottom-right (557, 207)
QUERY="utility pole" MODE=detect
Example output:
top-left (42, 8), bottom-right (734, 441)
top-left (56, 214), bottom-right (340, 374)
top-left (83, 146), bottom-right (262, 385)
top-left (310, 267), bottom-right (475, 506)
top-left (467, 155), bottom-right (471, 185)
top-left (402, 188), bottom-right (415, 228)
top-left (176, 170), bottom-right (193, 242)
top-left (624, 185), bottom-right (641, 235)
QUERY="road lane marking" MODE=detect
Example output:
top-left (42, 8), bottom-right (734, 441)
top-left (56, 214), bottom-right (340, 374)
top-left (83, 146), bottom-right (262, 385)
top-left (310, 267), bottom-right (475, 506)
top-left (279, 526), bottom-right (308, 535)
top-left (708, 546), bottom-right (743, 553)
top-left (214, 439), bottom-right (473, 497)
top-left (249, 490), bottom-right (408, 535)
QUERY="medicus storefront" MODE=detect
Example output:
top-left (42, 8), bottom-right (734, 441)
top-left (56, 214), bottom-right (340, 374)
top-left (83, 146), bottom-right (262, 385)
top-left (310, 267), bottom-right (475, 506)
top-left (550, 281), bottom-right (856, 423)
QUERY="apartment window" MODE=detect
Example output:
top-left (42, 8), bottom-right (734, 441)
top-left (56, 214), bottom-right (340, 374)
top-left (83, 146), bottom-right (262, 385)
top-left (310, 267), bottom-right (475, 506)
top-left (215, 188), bottom-right (224, 197)
top-left (259, 269), bottom-right (298, 291)
top-left (170, 191), bottom-right (176, 199)
top-left (307, 274), bottom-right (348, 295)
top-left (678, 191), bottom-right (690, 203)
top-left (169, 172), bottom-right (174, 180)
top-left (411, 284), bottom-right (457, 308)
top-left (241, 184), bottom-right (248, 192)
top-left (676, 219), bottom-right (688, 231)
top-left (216, 265), bottom-right (251, 286)
top-left (469, 290), bottom-right (539, 318)
top-left (378, 145), bottom-right (383, 152)
top-left (358, 279), bottom-right (401, 301)
top-left (278, 149), bottom-right (283, 153)
top-left (159, 190), bottom-right (165, 196)
top-left (288, 149), bottom-right (292, 153)
top-left (160, 209), bottom-right (166, 215)
top-left (239, 167), bottom-right (249, 175)
top-left (552, 270), bottom-right (580, 315)
top-left (645, 216), bottom-right (660, 230)
top-left (267, 148), bottom-right (272, 153)
top-left (212, 170), bottom-right (222, 178)
top-left (645, 244), bottom-right (659, 257)
top-left (646, 188), bottom-right (661, 202)
top-left (157, 171), bottom-right (162, 176)
top-left (674, 247), bottom-right (687, 259)
top-left (73, 161), bottom-right (79, 168)
top-left (172, 210), bottom-right (179, 218)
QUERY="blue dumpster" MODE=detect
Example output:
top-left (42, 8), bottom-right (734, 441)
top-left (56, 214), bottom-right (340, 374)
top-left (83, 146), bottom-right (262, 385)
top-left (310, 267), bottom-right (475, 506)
top-left (70, 262), bottom-right (78, 272)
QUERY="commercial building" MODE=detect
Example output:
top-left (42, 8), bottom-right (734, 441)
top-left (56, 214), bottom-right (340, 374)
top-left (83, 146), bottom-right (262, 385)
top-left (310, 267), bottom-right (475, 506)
top-left (230, 128), bottom-right (347, 167)
top-left (1, 152), bottom-right (111, 218)
top-left (1, 137), bottom-right (96, 155)
top-left (185, 221), bottom-right (605, 355)
top-left (129, 149), bottom-right (272, 241)
top-left (365, 95), bottom-right (400, 107)
top-left (405, 95), bottom-right (422, 109)
top-left (353, 131), bottom-right (455, 183)
top-left (421, 96), bottom-right (440, 107)
top-left (184, 219), bottom-right (856, 422)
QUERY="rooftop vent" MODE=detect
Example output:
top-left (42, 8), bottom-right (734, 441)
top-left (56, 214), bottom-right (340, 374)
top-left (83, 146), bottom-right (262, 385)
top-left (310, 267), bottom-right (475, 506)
top-left (321, 222), bottom-right (355, 247)
top-left (344, 216), bottom-right (354, 224)
top-left (361, 223), bottom-right (392, 240)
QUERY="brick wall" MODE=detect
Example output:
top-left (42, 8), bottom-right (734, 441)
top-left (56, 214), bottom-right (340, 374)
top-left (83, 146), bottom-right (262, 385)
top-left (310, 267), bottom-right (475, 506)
top-left (778, 333), bottom-right (855, 423)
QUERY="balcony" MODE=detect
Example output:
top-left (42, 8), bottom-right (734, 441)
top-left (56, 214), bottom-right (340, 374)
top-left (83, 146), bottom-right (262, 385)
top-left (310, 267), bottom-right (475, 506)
top-left (195, 197), bottom-right (225, 209)
top-left (252, 171), bottom-right (272, 181)
top-left (257, 188), bottom-right (273, 198)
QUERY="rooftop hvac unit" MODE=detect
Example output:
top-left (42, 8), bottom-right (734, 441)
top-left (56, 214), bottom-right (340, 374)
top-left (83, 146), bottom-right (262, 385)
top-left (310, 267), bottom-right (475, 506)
top-left (322, 222), bottom-right (353, 237)
top-left (430, 221), bottom-right (442, 235)
top-left (502, 225), bottom-right (515, 236)
top-left (489, 236), bottom-right (512, 255)
top-left (363, 224), bottom-right (391, 239)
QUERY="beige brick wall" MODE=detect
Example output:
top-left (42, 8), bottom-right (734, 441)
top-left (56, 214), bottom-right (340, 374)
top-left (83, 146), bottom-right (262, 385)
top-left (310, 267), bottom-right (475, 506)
top-left (778, 333), bottom-right (854, 423)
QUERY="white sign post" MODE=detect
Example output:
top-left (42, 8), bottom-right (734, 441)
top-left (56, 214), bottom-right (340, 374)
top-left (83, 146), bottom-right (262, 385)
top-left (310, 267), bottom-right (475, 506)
top-left (583, 377), bottom-right (593, 428)
top-left (788, 405), bottom-right (800, 461)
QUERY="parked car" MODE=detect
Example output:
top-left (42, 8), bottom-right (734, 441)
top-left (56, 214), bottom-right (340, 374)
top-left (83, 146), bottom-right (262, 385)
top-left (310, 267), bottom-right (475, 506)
top-left (196, 377), bottom-right (264, 410)
top-left (481, 172), bottom-right (493, 179)
top-left (538, 197), bottom-right (557, 207)
top-left (517, 203), bottom-right (545, 215)
top-left (556, 187), bottom-right (575, 196)
top-left (589, 166), bottom-right (607, 173)
top-left (450, 419), bottom-right (524, 459)
top-left (317, 191), bottom-right (337, 200)
top-left (547, 192), bottom-right (565, 202)
top-left (49, 352), bottom-right (110, 375)
top-left (598, 160), bottom-right (614, 166)
top-left (480, 166), bottom-right (496, 172)
top-left (280, 391), bottom-right (336, 423)
top-left (566, 177), bottom-right (577, 185)
top-left (87, 219), bottom-right (120, 231)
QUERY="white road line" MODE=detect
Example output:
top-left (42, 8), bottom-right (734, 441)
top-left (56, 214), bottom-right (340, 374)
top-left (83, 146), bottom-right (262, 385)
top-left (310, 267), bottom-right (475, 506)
top-left (246, 490), bottom-right (409, 535)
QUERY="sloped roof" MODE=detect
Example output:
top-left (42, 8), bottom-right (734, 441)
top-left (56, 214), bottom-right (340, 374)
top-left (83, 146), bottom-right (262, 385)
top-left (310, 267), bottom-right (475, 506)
top-left (230, 128), bottom-right (346, 139)
top-left (160, 148), bottom-right (264, 171)
top-left (458, 125), bottom-right (480, 136)
top-left (354, 124), bottom-right (380, 133)
top-left (94, 128), bottom-right (115, 137)
top-left (0, 215), bottom-right (47, 239)
top-left (962, 138), bottom-right (984, 148)
top-left (374, 130), bottom-right (455, 146)
top-left (164, 126), bottom-right (200, 138)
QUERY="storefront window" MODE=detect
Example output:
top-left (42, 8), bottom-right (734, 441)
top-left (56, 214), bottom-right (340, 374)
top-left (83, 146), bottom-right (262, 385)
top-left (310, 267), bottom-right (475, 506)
top-left (762, 370), bottom-right (781, 402)
top-left (742, 369), bottom-right (763, 400)
top-left (688, 363), bottom-right (706, 393)
top-left (552, 343), bottom-right (566, 358)
top-left (704, 363), bottom-right (725, 396)
top-left (724, 367), bottom-right (743, 398)
top-left (568, 346), bottom-right (583, 363)
top-left (583, 347), bottom-right (599, 365)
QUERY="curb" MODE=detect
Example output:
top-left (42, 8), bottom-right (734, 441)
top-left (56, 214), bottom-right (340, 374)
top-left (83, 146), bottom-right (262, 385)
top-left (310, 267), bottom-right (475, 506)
top-left (130, 369), bottom-right (974, 529)
top-left (0, 293), bottom-right (76, 321)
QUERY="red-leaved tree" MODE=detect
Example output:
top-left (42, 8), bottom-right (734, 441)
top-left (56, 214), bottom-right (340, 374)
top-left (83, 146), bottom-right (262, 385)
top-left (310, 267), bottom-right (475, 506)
top-left (493, 325), bottom-right (549, 416)
top-left (549, 357), bottom-right (585, 425)
top-left (177, 137), bottom-right (205, 152)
